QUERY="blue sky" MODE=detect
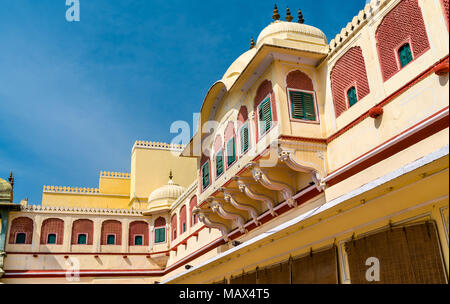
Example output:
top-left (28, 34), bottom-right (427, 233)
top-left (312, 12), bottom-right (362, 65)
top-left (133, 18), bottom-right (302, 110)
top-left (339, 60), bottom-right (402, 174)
top-left (0, 0), bottom-right (367, 204)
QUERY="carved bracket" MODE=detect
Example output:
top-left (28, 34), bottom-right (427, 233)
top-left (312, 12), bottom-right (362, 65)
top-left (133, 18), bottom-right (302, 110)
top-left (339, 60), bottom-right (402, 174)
top-left (221, 188), bottom-right (260, 226)
top-left (193, 208), bottom-right (229, 242)
top-left (279, 149), bottom-right (326, 192)
top-left (236, 179), bottom-right (277, 217)
top-left (210, 199), bottom-right (247, 234)
top-left (250, 164), bottom-right (296, 208)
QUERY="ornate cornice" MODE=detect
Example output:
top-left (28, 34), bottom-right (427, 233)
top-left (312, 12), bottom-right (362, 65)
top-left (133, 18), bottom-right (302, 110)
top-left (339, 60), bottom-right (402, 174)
top-left (19, 205), bottom-right (145, 216)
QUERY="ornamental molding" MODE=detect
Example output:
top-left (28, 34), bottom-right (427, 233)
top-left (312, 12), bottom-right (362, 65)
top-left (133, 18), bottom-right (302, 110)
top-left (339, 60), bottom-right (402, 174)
top-left (220, 188), bottom-right (260, 227)
top-left (209, 199), bottom-right (247, 234)
top-left (193, 207), bottom-right (229, 242)
top-left (19, 205), bottom-right (145, 216)
top-left (132, 141), bottom-right (185, 153)
top-left (236, 178), bottom-right (277, 217)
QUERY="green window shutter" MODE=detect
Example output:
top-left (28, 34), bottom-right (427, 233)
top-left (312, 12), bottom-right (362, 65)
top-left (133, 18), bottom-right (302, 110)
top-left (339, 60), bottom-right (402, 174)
top-left (134, 235), bottom-right (143, 246)
top-left (347, 87), bottom-right (358, 107)
top-left (227, 138), bottom-right (236, 166)
top-left (399, 43), bottom-right (413, 67)
top-left (202, 162), bottom-right (210, 189)
top-left (77, 234), bottom-right (87, 245)
top-left (216, 151), bottom-right (223, 176)
top-left (47, 234), bottom-right (57, 244)
top-left (290, 91), bottom-right (316, 121)
top-left (240, 124), bottom-right (249, 153)
top-left (107, 234), bottom-right (115, 245)
top-left (155, 228), bottom-right (165, 243)
top-left (16, 233), bottom-right (26, 244)
top-left (259, 98), bottom-right (272, 135)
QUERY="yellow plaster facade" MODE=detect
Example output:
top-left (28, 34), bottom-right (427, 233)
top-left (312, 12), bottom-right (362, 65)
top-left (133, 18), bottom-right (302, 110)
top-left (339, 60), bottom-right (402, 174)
top-left (1, 0), bottom-right (448, 284)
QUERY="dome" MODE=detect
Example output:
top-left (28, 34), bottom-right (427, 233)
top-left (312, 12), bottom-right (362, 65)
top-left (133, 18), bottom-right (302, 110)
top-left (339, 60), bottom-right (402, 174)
top-left (222, 48), bottom-right (257, 81)
top-left (0, 178), bottom-right (12, 202)
top-left (256, 20), bottom-right (327, 46)
top-left (148, 178), bottom-right (186, 206)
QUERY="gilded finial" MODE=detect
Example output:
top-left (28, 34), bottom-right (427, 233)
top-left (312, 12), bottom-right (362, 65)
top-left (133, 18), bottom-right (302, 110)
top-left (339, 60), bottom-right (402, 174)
top-left (8, 171), bottom-right (14, 187)
top-left (169, 170), bottom-right (173, 181)
top-left (298, 9), bottom-right (305, 24)
top-left (286, 7), bottom-right (293, 22)
top-left (272, 4), bottom-right (280, 21)
top-left (250, 37), bottom-right (255, 49)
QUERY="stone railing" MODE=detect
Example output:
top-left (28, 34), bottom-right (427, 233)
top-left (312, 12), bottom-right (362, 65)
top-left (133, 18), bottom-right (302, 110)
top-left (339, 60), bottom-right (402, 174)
top-left (133, 141), bottom-right (185, 152)
top-left (20, 204), bottom-right (144, 215)
top-left (43, 186), bottom-right (101, 194)
top-left (100, 171), bottom-right (131, 179)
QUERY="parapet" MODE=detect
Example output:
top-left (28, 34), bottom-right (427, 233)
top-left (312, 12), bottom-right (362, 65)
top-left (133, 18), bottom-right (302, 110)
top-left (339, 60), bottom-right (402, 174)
top-left (133, 141), bottom-right (185, 153)
top-left (100, 171), bottom-right (131, 179)
top-left (43, 186), bottom-right (101, 194)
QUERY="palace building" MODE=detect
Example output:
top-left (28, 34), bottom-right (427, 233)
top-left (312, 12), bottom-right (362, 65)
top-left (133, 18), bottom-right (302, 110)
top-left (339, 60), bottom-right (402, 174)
top-left (0, 0), bottom-right (449, 284)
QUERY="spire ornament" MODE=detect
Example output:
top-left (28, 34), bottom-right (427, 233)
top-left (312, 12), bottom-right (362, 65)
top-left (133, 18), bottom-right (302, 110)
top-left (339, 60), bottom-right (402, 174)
top-left (298, 9), bottom-right (305, 24)
top-left (169, 170), bottom-right (173, 181)
top-left (250, 37), bottom-right (255, 49)
top-left (272, 4), bottom-right (280, 21)
top-left (286, 7), bottom-right (293, 22)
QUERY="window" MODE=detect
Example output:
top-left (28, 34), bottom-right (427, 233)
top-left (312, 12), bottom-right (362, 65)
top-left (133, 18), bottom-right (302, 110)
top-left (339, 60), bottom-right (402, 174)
top-left (289, 90), bottom-right (316, 121)
top-left (226, 138), bottom-right (236, 167)
top-left (155, 228), bottom-right (166, 243)
top-left (240, 123), bottom-right (250, 154)
top-left (173, 230), bottom-right (177, 240)
top-left (134, 235), bottom-right (143, 246)
top-left (15, 233), bottom-right (26, 244)
top-left (47, 234), bottom-right (57, 245)
top-left (216, 150), bottom-right (224, 177)
top-left (258, 97), bottom-right (272, 135)
top-left (77, 234), bottom-right (87, 245)
top-left (107, 234), bottom-right (116, 245)
top-left (398, 43), bottom-right (413, 68)
top-left (202, 161), bottom-right (210, 190)
top-left (347, 87), bottom-right (358, 107)
top-left (193, 214), bottom-right (197, 226)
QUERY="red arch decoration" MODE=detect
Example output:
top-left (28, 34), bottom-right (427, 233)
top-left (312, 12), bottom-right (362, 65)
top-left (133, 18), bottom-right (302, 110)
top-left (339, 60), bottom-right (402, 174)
top-left (9, 217), bottom-right (33, 244)
top-left (286, 70), bottom-right (314, 91)
top-left (375, 0), bottom-right (430, 81)
top-left (129, 221), bottom-right (149, 246)
top-left (71, 219), bottom-right (94, 245)
top-left (190, 196), bottom-right (198, 227)
top-left (40, 218), bottom-right (64, 245)
top-left (330, 46), bottom-right (371, 117)
top-left (101, 220), bottom-right (122, 245)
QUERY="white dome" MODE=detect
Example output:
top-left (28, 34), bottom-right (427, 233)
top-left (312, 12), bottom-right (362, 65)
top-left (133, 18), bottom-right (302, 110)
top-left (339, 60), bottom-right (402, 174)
top-left (257, 20), bottom-right (327, 45)
top-left (148, 178), bottom-right (186, 205)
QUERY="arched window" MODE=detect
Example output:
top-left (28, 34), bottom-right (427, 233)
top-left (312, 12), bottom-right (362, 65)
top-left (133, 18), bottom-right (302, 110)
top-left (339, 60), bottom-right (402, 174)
top-left (9, 217), bottom-right (33, 245)
top-left (129, 221), bottom-right (149, 246)
top-left (330, 47), bottom-right (370, 117)
top-left (200, 154), bottom-right (211, 191)
top-left (224, 122), bottom-right (237, 168)
top-left (190, 196), bottom-right (198, 227)
top-left (40, 218), bottom-right (64, 245)
top-left (286, 70), bottom-right (318, 122)
top-left (214, 136), bottom-right (224, 178)
top-left (101, 220), bottom-right (122, 246)
top-left (375, 0), bottom-right (430, 81)
top-left (171, 214), bottom-right (177, 241)
top-left (237, 106), bottom-right (250, 155)
top-left (398, 43), bottom-right (413, 68)
top-left (154, 217), bottom-right (166, 244)
top-left (180, 206), bottom-right (187, 234)
top-left (71, 219), bottom-right (93, 245)
top-left (254, 80), bottom-right (276, 140)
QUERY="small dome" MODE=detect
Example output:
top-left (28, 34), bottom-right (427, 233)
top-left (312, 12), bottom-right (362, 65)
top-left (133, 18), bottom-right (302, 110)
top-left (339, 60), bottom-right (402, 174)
top-left (222, 48), bottom-right (257, 81)
top-left (148, 178), bottom-right (186, 205)
top-left (0, 178), bottom-right (12, 202)
top-left (257, 20), bottom-right (327, 46)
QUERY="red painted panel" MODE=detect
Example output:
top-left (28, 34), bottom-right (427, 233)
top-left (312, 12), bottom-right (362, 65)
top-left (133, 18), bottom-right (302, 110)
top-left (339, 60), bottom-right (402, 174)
top-left (213, 135), bottom-right (223, 152)
top-left (9, 217), bottom-right (33, 244)
top-left (154, 216), bottom-right (166, 227)
top-left (286, 70), bottom-right (314, 91)
top-left (237, 106), bottom-right (248, 129)
top-left (190, 196), bottom-right (198, 227)
top-left (376, 0), bottom-right (430, 81)
top-left (253, 80), bottom-right (277, 141)
top-left (101, 220), bottom-right (122, 245)
top-left (442, 0), bottom-right (449, 29)
top-left (129, 221), bottom-right (149, 246)
top-left (40, 218), bottom-right (64, 245)
top-left (331, 46), bottom-right (371, 117)
top-left (224, 121), bottom-right (235, 143)
top-left (171, 214), bottom-right (177, 241)
top-left (71, 219), bottom-right (93, 245)
top-left (180, 206), bottom-right (187, 234)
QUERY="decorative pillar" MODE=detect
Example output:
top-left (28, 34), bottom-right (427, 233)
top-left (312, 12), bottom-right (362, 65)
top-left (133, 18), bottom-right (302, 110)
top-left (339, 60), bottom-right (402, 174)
top-left (31, 215), bottom-right (43, 252)
top-left (122, 219), bottom-right (130, 253)
top-left (63, 217), bottom-right (74, 252)
top-left (93, 219), bottom-right (102, 253)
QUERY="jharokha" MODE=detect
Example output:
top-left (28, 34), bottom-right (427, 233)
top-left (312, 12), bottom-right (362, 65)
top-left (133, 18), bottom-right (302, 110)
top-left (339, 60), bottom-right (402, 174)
top-left (1, 1), bottom-right (449, 284)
